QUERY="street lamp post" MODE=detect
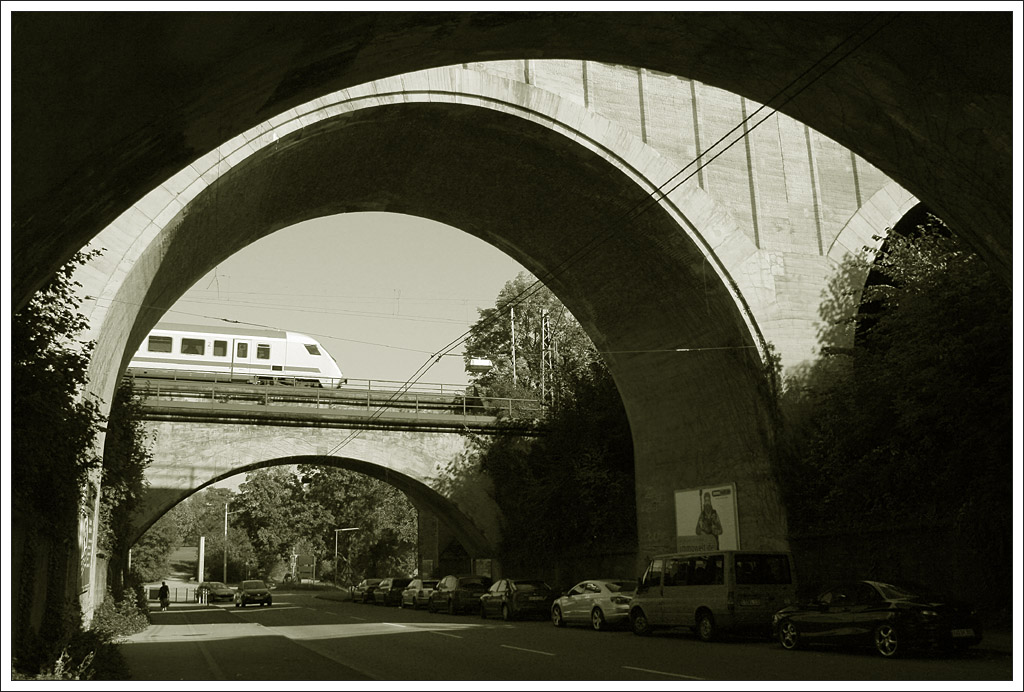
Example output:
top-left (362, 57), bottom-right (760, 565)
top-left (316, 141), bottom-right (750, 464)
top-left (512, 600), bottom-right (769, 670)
top-left (224, 500), bottom-right (243, 583)
top-left (334, 527), bottom-right (359, 588)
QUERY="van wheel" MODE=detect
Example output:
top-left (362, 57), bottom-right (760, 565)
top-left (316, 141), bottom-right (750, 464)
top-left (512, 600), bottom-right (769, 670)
top-left (696, 611), bottom-right (716, 642)
top-left (631, 609), bottom-right (652, 636)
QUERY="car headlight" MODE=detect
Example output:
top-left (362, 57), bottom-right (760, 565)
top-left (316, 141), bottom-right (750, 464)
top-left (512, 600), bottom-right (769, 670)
top-left (919, 609), bottom-right (939, 618)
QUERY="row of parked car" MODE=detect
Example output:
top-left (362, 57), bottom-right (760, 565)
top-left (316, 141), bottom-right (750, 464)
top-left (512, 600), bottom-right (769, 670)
top-left (349, 549), bottom-right (986, 658)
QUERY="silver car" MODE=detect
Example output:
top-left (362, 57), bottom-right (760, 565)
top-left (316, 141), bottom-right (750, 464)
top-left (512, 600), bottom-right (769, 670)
top-left (551, 579), bottom-right (636, 631)
top-left (400, 578), bottom-right (438, 609)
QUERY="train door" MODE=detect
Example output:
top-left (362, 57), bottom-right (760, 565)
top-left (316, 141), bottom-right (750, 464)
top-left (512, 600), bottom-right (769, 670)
top-left (231, 339), bottom-right (253, 382)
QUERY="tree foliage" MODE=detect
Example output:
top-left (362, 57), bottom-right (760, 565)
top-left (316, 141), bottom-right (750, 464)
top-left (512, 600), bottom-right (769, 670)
top-left (456, 273), bottom-right (636, 570)
top-left (12, 250), bottom-right (105, 535)
top-left (773, 213), bottom-right (1012, 605)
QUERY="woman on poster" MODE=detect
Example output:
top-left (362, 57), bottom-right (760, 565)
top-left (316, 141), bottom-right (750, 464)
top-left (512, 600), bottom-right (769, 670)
top-left (695, 492), bottom-right (723, 549)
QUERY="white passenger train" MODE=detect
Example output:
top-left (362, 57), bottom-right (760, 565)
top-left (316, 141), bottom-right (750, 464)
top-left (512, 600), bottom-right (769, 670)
top-left (126, 322), bottom-right (345, 387)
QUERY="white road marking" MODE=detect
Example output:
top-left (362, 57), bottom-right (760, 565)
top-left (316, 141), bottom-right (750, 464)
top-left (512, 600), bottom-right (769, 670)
top-left (430, 631), bottom-right (463, 639)
top-left (500, 644), bottom-right (555, 656)
top-left (621, 665), bottom-right (704, 680)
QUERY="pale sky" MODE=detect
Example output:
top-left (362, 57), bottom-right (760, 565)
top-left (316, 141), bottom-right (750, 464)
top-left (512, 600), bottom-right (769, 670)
top-left (164, 212), bottom-right (527, 389)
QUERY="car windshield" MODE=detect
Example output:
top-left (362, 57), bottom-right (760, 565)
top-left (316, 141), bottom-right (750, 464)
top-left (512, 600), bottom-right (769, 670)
top-left (242, 581), bottom-right (266, 590)
top-left (460, 578), bottom-right (490, 588)
top-left (605, 580), bottom-right (637, 593)
top-left (513, 580), bottom-right (551, 592)
top-left (209, 582), bottom-right (227, 589)
top-left (423, 580), bottom-right (438, 588)
top-left (392, 578), bottom-right (412, 588)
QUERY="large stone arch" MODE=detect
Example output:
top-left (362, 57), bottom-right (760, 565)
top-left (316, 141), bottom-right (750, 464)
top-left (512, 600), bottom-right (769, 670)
top-left (12, 12), bottom-right (1012, 309)
top-left (76, 65), bottom-right (788, 564)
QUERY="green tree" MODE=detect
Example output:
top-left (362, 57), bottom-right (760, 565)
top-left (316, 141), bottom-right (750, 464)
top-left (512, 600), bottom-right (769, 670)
top-left (297, 466), bottom-right (418, 580)
top-left (773, 213), bottom-right (1011, 612)
top-left (12, 250), bottom-right (105, 674)
top-left (455, 273), bottom-right (636, 573)
top-left (97, 381), bottom-right (154, 596)
top-left (128, 514), bottom-right (179, 583)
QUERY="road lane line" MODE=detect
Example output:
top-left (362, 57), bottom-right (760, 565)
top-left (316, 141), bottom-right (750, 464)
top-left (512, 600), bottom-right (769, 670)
top-left (349, 615), bottom-right (366, 621)
top-left (430, 631), bottom-right (463, 638)
top-left (622, 666), bottom-right (704, 680)
top-left (500, 644), bottom-right (555, 656)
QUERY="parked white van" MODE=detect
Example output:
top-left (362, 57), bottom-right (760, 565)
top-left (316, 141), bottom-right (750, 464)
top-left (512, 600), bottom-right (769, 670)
top-left (629, 550), bottom-right (797, 641)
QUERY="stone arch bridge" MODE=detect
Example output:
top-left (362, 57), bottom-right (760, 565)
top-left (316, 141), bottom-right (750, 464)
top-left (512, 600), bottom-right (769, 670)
top-left (137, 416), bottom-right (502, 579)
top-left (9, 13), bottom-right (1010, 626)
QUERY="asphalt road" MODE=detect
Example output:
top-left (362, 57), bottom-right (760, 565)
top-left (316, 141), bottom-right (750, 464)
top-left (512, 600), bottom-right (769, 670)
top-left (120, 589), bottom-right (1014, 683)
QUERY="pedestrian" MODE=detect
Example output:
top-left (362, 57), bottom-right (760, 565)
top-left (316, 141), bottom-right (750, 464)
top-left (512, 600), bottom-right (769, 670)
top-left (159, 581), bottom-right (170, 611)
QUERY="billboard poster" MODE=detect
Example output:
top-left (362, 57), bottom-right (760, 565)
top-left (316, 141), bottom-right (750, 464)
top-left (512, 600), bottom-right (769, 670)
top-left (674, 483), bottom-right (740, 552)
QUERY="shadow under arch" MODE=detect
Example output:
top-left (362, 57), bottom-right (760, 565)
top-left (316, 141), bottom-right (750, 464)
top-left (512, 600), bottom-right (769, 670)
top-left (129, 455), bottom-right (497, 563)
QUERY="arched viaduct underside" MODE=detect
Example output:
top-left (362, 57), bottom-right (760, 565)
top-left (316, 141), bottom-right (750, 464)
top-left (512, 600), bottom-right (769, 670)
top-left (133, 421), bottom-right (501, 574)
top-left (8, 12), bottom-right (1012, 595)
top-left (11, 11), bottom-right (1012, 309)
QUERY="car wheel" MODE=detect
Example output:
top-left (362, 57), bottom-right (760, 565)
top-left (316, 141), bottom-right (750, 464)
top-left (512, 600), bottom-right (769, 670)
top-left (874, 622), bottom-right (900, 657)
top-left (696, 611), bottom-right (716, 642)
top-left (480, 603), bottom-right (488, 619)
top-left (501, 604), bottom-right (512, 621)
top-left (591, 607), bottom-right (606, 632)
top-left (631, 608), bottom-right (652, 636)
top-left (234, 601), bottom-right (240, 608)
top-left (448, 598), bottom-right (456, 615)
top-left (266, 598), bottom-right (272, 607)
top-left (551, 605), bottom-right (565, 628)
top-left (778, 620), bottom-right (802, 650)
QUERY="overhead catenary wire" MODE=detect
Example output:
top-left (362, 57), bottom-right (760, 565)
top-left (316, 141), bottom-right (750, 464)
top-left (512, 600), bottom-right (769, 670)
top-left (319, 12), bottom-right (902, 457)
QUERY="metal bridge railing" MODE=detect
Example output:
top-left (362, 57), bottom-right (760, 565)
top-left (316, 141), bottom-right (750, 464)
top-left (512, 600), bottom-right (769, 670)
top-left (124, 371), bottom-right (546, 421)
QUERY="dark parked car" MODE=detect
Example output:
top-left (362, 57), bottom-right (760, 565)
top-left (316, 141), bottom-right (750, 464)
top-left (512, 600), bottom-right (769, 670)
top-left (480, 578), bottom-right (557, 621)
top-left (234, 579), bottom-right (272, 607)
top-left (401, 578), bottom-right (439, 609)
top-left (428, 574), bottom-right (493, 614)
top-left (351, 578), bottom-right (382, 604)
top-left (373, 577), bottom-right (413, 606)
top-left (195, 581), bottom-right (234, 603)
top-left (772, 580), bottom-right (983, 657)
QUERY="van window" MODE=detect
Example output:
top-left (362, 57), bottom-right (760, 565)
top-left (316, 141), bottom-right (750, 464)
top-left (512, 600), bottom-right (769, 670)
top-left (688, 555), bottom-right (724, 586)
top-left (640, 559), bottom-right (663, 590)
top-left (664, 557), bottom-right (689, 586)
top-left (734, 553), bottom-right (793, 585)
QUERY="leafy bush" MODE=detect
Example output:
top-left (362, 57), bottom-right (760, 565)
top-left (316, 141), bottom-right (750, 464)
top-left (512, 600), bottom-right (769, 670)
top-left (90, 589), bottom-right (151, 642)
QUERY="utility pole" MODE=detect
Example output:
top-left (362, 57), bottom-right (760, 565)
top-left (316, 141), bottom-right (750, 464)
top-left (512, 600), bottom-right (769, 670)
top-left (541, 309), bottom-right (553, 408)
top-left (510, 305), bottom-right (517, 387)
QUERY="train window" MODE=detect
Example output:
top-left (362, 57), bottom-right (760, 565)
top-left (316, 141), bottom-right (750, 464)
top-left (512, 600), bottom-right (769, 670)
top-left (213, 340), bottom-right (227, 357)
top-left (304, 344), bottom-right (321, 356)
top-left (147, 335), bottom-right (173, 353)
top-left (237, 342), bottom-right (248, 358)
top-left (256, 344), bottom-right (271, 359)
top-left (181, 338), bottom-right (205, 355)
